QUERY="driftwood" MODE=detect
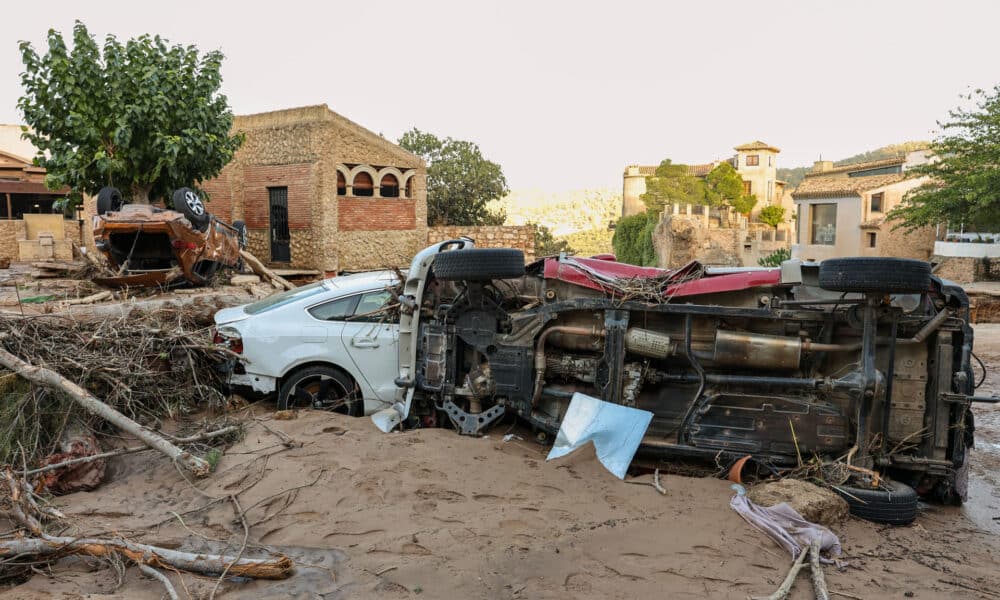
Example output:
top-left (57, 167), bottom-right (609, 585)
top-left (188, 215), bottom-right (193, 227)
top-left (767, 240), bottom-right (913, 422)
top-left (240, 250), bottom-right (295, 291)
top-left (808, 539), bottom-right (829, 600)
top-left (139, 564), bottom-right (180, 600)
top-left (752, 539), bottom-right (828, 600)
top-left (0, 347), bottom-right (210, 477)
top-left (752, 546), bottom-right (809, 600)
top-left (60, 290), bottom-right (113, 306)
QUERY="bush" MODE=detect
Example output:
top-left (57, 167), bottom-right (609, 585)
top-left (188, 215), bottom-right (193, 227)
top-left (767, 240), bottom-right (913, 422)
top-left (612, 212), bottom-right (658, 266)
top-left (531, 222), bottom-right (573, 256)
top-left (758, 247), bottom-right (791, 267)
top-left (759, 205), bottom-right (786, 228)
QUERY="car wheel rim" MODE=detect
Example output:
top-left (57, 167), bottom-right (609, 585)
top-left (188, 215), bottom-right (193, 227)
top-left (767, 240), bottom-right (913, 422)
top-left (286, 374), bottom-right (357, 414)
top-left (184, 191), bottom-right (205, 216)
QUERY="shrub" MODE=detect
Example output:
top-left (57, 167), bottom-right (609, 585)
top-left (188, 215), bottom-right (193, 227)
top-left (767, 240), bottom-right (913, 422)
top-left (758, 247), bottom-right (791, 267)
top-left (759, 205), bottom-right (786, 228)
top-left (612, 212), bottom-right (658, 266)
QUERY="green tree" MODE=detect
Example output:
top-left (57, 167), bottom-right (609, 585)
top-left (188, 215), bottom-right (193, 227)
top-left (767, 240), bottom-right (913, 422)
top-left (758, 247), bottom-right (791, 267)
top-left (18, 22), bottom-right (243, 205)
top-left (612, 212), bottom-right (658, 266)
top-left (531, 223), bottom-right (574, 257)
top-left (758, 204), bottom-right (786, 228)
top-left (703, 163), bottom-right (744, 207)
top-left (640, 159), bottom-right (707, 214)
top-left (729, 193), bottom-right (758, 215)
top-left (398, 128), bottom-right (509, 226)
top-left (891, 87), bottom-right (1000, 230)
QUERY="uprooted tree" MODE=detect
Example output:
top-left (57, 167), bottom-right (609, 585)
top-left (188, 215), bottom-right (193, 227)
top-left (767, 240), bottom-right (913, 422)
top-left (18, 21), bottom-right (244, 206)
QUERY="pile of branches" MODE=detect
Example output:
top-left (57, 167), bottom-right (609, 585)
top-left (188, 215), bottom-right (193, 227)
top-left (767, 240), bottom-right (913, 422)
top-left (0, 308), bottom-right (235, 467)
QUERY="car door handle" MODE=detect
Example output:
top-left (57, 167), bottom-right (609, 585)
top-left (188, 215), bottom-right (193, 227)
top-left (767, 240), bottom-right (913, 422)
top-left (351, 338), bottom-right (380, 349)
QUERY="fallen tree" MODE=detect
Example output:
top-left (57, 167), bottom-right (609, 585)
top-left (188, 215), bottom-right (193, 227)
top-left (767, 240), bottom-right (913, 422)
top-left (240, 250), bottom-right (296, 291)
top-left (0, 347), bottom-right (210, 477)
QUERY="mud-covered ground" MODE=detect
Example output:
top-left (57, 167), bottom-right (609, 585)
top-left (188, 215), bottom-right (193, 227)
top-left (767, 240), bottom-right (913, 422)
top-left (4, 330), bottom-right (1000, 599)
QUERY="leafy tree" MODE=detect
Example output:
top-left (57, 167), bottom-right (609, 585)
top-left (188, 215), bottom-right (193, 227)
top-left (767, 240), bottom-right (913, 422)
top-left (891, 87), bottom-right (1000, 230)
top-left (758, 205), bottom-right (786, 228)
top-left (18, 21), bottom-right (243, 205)
top-left (531, 222), bottom-right (574, 257)
top-left (640, 159), bottom-right (707, 214)
top-left (758, 247), bottom-right (791, 267)
top-left (729, 193), bottom-right (758, 216)
top-left (398, 128), bottom-right (509, 226)
top-left (612, 212), bottom-right (658, 266)
top-left (703, 163), bottom-right (744, 207)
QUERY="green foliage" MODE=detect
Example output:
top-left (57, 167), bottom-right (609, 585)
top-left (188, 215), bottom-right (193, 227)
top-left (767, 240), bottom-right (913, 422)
top-left (758, 247), bottom-right (791, 267)
top-left (531, 222), bottom-right (574, 256)
top-left (204, 448), bottom-right (223, 471)
top-left (18, 21), bottom-right (243, 205)
top-left (758, 205), bottom-right (786, 228)
top-left (641, 159), bottom-right (707, 214)
top-left (704, 163), bottom-right (744, 207)
top-left (399, 128), bottom-right (509, 226)
top-left (729, 193), bottom-right (758, 215)
top-left (564, 227), bottom-right (615, 257)
top-left (612, 212), bottom-right (658, 266)
top-left (890, 88), bottom-right (1000, 230)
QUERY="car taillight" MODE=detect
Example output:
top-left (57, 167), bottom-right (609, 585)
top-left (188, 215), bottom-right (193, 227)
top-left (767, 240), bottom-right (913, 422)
top-left (172, 240), bottom-right (198, 250)
top-left (213, 327), bottom-right (243, 355)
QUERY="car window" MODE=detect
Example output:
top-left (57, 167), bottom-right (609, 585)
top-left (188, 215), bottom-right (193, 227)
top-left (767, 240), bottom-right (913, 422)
top-left (350, 290), bottom-right (396, 323)
top-left (244, 281), bottom-right (329, 315)
top-left (308, 295), bottom-right (360, 321)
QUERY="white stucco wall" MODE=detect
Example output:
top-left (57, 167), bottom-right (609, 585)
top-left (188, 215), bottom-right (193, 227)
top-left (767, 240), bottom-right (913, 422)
top-left (791, 195), bottom-right (861, 262)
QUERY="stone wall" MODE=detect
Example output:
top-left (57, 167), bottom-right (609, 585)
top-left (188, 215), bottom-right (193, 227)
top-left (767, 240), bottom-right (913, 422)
top-left (933, 256), bottom-right (1000, 284)
top-left (652, 211), bottom-right (791, 268)
top-left (428, 225), bottom-right (536, 263)
top-left (0, 220), bottom-right (25, 263)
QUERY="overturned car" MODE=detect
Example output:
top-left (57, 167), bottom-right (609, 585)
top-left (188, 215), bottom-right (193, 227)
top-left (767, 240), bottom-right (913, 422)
top-left (374, 240), bottom-right (982, 517)
top-left (92, 186), bottom-right (246, 287)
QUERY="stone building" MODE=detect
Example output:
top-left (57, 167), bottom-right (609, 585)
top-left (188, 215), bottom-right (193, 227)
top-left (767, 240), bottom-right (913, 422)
top-left (622, 141), bottom-right (791, 219)
top-left (0, 125), bottom-right (81, 263)
top-left (791, 151), bottom-right (937, 262)
top-left (201, 105), bottom-right (427, 274)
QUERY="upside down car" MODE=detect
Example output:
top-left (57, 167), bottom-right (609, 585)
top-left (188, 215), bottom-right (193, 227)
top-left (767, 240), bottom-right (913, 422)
top-left (363, 240), bottom-right (985, 524)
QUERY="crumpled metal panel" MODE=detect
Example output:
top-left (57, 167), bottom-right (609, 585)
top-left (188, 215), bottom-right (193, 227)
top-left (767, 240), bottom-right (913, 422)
top-left (546, 392), bottom-right (653, 479)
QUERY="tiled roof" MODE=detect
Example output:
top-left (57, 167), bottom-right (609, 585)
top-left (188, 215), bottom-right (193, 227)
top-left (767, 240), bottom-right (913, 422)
top-left (627, 162), bottom-right (717, 177)
top-left (811, 156), bottom-right (906, 177)
top-left (734, 140), bottom-right (780, 152)
top-left (793, 172), bottom-right (905, 199)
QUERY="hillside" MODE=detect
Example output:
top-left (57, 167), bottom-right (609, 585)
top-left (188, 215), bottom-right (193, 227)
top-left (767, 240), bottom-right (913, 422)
top-left (488, 188), bottom-right (621, 236)
top-left (777, 141), bottom-right (930, 188)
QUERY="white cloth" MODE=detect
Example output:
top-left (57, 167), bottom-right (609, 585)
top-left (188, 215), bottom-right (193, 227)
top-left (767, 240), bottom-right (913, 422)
top-left (546, 393), bottom-right (653, 479)
top-left (729, 484), bottom-right (842, 561)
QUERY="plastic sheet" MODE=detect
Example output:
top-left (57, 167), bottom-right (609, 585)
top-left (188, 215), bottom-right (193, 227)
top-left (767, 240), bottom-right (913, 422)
top-left (545, 392), bottom-right (653, 479)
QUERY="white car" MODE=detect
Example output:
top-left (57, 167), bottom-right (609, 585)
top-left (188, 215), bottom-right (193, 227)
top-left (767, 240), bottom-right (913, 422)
top-left (213, 270), bottom-right (403, 415)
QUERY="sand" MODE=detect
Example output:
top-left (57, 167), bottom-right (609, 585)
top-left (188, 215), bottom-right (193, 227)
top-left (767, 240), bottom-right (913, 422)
top-left (5, 328), bottom-right (1000, 599)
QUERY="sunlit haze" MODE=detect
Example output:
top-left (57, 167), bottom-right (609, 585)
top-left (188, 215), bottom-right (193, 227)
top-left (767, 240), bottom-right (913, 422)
top-left (1, 0), bottom-right (997, 190)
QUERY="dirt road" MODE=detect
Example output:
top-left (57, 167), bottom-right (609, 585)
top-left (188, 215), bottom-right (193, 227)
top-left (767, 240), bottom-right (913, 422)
top-left (5, 330), bottom-right (1000, 599)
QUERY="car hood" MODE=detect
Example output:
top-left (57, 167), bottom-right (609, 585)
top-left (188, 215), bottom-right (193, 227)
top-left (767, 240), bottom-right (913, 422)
top-left (214, 305), bottom-right (251, 325)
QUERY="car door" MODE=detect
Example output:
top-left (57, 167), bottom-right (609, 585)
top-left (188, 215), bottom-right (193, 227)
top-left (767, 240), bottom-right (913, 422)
top-left (339, 289), bottom-right (399, 402)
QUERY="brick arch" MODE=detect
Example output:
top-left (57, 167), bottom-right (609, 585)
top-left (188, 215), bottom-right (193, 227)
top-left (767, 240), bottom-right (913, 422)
top-left (336, 164), bottom-right (351, 196)
top-left (377, 167), bottom-right (404, 198)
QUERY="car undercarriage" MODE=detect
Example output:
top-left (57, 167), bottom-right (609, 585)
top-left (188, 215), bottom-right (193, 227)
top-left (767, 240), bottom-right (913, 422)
top-left (393, 246), bottom-right (979, 507)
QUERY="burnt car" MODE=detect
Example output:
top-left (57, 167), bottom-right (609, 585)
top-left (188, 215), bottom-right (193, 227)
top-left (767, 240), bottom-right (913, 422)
top-left (92, 186), bottom-right (246, 287)
top-left (375, 241), bottom-right (985, 522)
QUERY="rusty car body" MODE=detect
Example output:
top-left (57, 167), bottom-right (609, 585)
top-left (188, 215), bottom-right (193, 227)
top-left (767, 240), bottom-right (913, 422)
top-left (92, 187), bottom-right (244, 287)
top-left (373, 242), bottom-right (984, 516)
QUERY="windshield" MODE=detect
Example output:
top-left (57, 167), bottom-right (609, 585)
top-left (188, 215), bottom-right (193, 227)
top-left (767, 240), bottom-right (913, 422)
top-left (244, 281), bottom-right (329, 315)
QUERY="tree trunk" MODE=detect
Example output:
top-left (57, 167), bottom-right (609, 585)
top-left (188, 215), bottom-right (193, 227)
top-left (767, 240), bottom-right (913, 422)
top-left (0, 347), bottom-right (210, 477)
top-left (239, 250), bottom-right (296, 291)
top-left (131, 183), bottom-right (152, 205)
top-left (0, 536), bottom-right (293, 579)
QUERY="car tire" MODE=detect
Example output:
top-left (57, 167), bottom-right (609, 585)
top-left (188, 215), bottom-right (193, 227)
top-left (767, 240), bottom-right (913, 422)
top-left (818, 257), bottom-right (931, 294)
top-left (833, 479), bottom-right (919, 525)
top-left (432, 248), bottom-right (525, 281)
top-left (277, 366), bottom-right (363, 416)
top-left (173, 187), bottom-right (211, 232)
top-left (233, 220), bottom-right (248, 250)
top-left (96, 187), bottom-right (124, 215)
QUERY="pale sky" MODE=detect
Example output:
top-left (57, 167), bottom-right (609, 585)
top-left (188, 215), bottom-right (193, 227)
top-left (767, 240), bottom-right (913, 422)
top-left (1, 1), bottom-right (997, 191)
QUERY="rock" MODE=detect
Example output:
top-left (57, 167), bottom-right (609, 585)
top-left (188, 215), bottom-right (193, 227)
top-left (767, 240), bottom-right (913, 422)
top-left (747, 479), bottom-right (849, 526)
top-left (230, 274), bottom-right (262, 286)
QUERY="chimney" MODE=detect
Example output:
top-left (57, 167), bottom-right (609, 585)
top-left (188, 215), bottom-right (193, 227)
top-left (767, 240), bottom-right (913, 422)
top-left (813, 160), bottom-right (833, 173)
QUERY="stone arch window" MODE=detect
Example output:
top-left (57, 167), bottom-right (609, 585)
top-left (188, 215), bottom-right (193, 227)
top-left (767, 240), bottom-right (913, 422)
top-left (400, 170), bottom-right (416, 199)
top-left (380, 173), bottom-right (399, 198)
top-left (405, 177), bottom-right (413, 199)
top-left (337, 171), bottom-right (346, 196)
top-left (353, 172), bottom-right (374, 197)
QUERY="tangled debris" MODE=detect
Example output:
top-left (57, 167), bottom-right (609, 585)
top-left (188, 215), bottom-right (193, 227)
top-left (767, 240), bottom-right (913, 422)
top-left (0, 308), bottom-right (235, 469)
